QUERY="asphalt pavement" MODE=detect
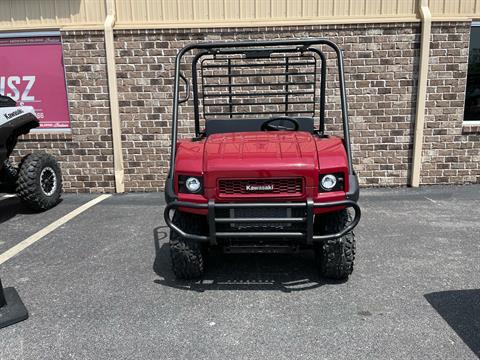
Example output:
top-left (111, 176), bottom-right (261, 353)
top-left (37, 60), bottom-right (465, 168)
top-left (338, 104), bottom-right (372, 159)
top-left (0, 185), bottom-right (479, 360)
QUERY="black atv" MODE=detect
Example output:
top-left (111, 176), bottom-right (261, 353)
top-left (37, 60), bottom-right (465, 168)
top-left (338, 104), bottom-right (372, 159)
top-left (0, 95), bottom-right (62, 211)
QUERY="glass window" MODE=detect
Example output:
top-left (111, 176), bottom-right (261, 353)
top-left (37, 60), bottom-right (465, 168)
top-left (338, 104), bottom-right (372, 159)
top-left (465, 24), bottom-right (480, 121)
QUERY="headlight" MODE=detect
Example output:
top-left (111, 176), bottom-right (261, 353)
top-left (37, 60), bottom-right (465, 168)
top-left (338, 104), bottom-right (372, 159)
top-left (185, 177), bottom-right (201, 193)
top-left (319, 173), bottom-right (345, 192)
top-left (178, 175), bottom-right (203, 194)
top-left (320, 174), bottom-right (337, 191)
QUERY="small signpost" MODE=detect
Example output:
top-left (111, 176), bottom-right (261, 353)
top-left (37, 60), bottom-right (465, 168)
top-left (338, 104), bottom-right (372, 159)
top-left (0, 277), bottom-right (28, 329)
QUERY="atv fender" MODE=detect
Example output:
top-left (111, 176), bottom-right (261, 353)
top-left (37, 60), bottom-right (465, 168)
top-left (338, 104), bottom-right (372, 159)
top-left (0, 106), bottom-right (39, 163)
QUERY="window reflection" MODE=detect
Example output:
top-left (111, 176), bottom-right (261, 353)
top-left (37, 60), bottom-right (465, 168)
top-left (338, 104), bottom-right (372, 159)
top-left (465, 26), bottom-right (480, 121)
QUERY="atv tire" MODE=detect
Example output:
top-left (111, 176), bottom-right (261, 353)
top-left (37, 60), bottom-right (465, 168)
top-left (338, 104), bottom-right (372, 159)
top-left (169, 211), bottom-right (206, 279)
top-left (16, 153), bottom-right (62, 211)
top-left (0, 160), bottom-right (18, 193)
top-left (314, 209), bottom-right (356, 280)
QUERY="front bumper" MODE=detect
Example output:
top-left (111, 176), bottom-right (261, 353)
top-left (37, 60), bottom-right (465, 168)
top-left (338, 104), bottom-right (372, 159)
top-left (164, 199), bottom-right (361, 245)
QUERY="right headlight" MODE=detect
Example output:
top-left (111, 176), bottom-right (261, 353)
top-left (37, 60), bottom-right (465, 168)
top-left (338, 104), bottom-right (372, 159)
top-left (178, 175), bottom-right (203, 194)
top-left (319, 173), bottom-right (344, 192)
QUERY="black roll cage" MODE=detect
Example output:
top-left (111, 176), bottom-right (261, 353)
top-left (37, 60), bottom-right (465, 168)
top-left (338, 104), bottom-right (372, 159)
top-left (168, 38), bottom-right (354, 197)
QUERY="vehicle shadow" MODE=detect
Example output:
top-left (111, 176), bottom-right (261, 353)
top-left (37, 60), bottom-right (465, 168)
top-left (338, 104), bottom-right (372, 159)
top-left (425, 289), bottom-right (480, 357)
top-left (153, 226), bottom-right (338, 292)
top-left (0, 197), bottom-right (36, 224)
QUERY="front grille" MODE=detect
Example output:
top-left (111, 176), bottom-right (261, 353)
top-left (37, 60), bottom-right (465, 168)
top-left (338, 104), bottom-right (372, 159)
top-left (218, 178), bottom-right (303, 196)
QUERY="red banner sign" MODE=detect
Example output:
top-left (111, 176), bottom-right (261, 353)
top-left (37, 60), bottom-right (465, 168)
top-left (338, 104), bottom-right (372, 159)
top-left (0, 36), bottom-right (70, 129)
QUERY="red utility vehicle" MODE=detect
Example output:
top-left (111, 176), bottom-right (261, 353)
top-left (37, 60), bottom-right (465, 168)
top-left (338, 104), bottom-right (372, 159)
top-left (164, 39), bottom-right (361, 280)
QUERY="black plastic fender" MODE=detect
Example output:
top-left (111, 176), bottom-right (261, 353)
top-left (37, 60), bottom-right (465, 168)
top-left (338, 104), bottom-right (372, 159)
top-left (0, 103), bottom-right (39, 163)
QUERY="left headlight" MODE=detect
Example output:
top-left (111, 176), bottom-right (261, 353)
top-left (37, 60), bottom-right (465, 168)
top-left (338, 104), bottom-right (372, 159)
top-left (178, 175), bottom-right (203, 194)
top-left (319, 173), bottom-right (344, 192)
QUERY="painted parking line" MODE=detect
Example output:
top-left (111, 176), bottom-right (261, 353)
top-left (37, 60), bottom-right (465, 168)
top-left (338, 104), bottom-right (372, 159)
top-left (0, 194), bottom-right (16, 200)
top-left (0, 194), bottom-right (111, 265)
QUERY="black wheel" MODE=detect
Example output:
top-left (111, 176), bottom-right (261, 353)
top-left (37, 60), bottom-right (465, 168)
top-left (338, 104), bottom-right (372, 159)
top-left (314, 209), bottom-right (356, 280)
top-left (169, 211), bottom-right (206, 279)
top-left (16, 153), bottom-right (62, 211)
top-left (0, 160), bottom-right (18, 193)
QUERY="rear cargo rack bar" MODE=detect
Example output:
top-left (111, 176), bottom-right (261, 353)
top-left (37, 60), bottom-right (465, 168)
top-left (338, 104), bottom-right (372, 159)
top-left (200, 52), bottom-right (317, 120)
top-left (202, 61), bottom-right (315, 69)
top-left (203, 91), bottom-right (316, 97)
top-left (202, 81), bottom-right (314, 88)
top-left (164, 199), bottom-right (361, 245)
top-left (203, 100), bottom-right (315, 107)
top-left (202, 71), bottom-right (316, 78)
top-left (204, 110), bottom-right (314, 116)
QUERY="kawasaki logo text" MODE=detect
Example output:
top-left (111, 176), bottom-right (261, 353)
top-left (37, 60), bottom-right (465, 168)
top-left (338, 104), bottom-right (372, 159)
top-left (245, 184), bottom-right (274, 191)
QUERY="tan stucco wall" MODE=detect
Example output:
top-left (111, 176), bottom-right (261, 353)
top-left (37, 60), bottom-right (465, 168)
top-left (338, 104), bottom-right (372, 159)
top-left (1, 0), bottom-right (480, 32)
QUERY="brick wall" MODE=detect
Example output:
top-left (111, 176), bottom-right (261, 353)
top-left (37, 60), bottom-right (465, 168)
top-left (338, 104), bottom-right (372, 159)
top-left (12, 22), bottom-right (479, 192)
top-left (115, 23), bottom-right (421, 191)
top-left (15, 31), bottom-right (116, 193)
top-left (423, 22), bottom-right (480, 184)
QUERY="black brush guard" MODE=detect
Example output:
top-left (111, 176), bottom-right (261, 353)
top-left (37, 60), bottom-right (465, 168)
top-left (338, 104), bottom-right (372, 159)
top-left (164, 199), bottom-right (361, 245)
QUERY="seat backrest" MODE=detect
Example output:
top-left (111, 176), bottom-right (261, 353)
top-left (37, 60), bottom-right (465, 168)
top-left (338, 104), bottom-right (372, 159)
top-left (204, 117), bottom-right (315, 135)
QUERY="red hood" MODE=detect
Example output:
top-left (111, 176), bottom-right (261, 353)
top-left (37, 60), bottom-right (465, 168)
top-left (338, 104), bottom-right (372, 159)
top-left (174, 132), bottom-right (349, 201)
top-left (203, 131), bottom-right (319, 187)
